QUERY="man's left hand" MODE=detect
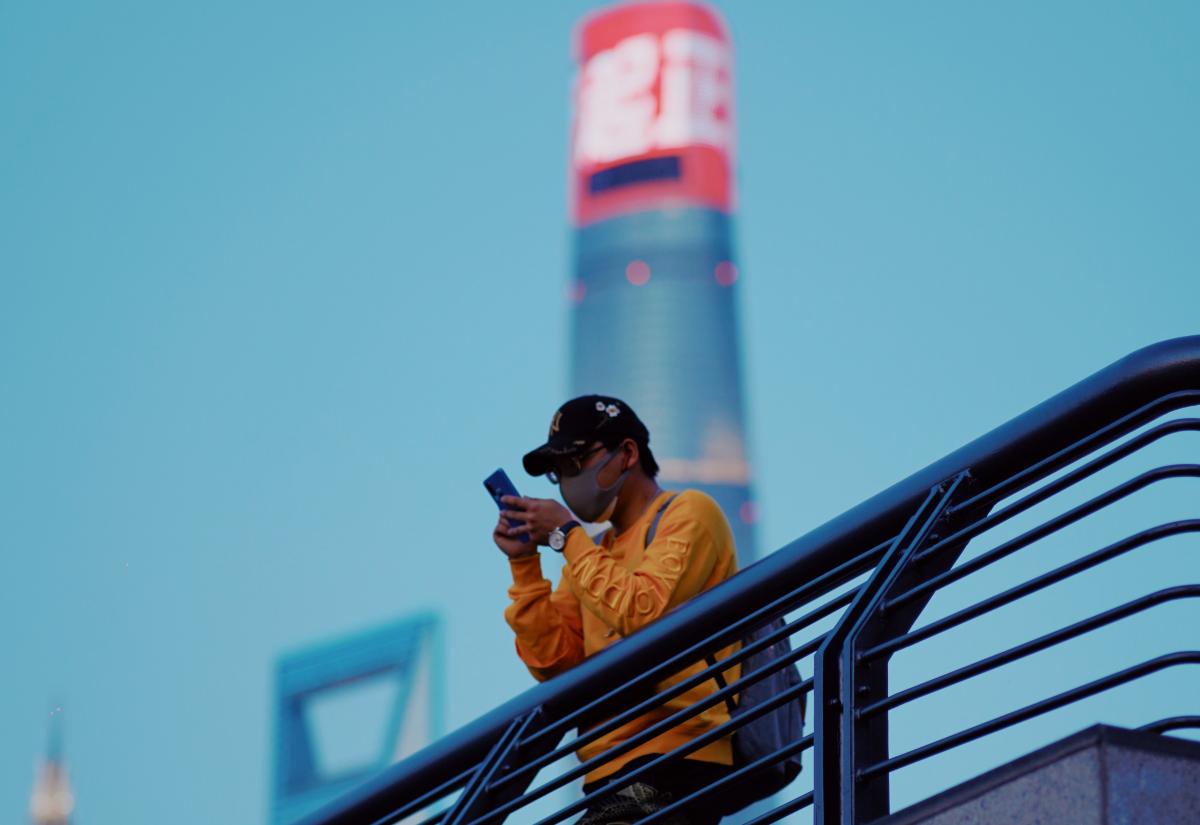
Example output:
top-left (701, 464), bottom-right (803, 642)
top-left (500, 496), bottom-right (573, 547)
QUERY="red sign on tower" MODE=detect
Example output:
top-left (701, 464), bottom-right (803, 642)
top-left (571, 2), bottom-right (735, 226)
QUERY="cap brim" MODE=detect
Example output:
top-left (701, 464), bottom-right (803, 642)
top-left (522, 434), bottom-right (591, 476)
top-left (522, 444), bottom-right (555, 476)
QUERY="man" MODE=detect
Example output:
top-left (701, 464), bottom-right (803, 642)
top-left (492, 395), bottom-right (741, 825)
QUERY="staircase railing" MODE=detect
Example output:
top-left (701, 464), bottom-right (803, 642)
top-left (299, 336), bottom-right (1200, 825)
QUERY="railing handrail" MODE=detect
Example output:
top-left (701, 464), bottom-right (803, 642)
top-left (301, 335), bottom-right (1200, 825)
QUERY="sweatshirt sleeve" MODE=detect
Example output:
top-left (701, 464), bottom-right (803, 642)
top-left (503, 553), bottom-right (587, 682)
top-left (561, 492), bottom-right (731, 638)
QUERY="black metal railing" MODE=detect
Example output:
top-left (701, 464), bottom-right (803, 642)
top-left (299, 337), bottom-right (1200, 825)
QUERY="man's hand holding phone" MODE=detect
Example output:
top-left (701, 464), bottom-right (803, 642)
top-left (485, 468), bottom-right (572, 558)
top-left (492, 514), bottom-right (538, 559)
top-left (486, 469), bottom-right (534, 558)
top-left (499, 496), bottom-right (572, 547)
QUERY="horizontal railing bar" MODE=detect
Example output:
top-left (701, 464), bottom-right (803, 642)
top-left (886, 466), bottom-right (1200, 614)
top-left (742, 791), bottom-right (816, 825)
top-left (1139, 716), bottom-right (1200, 735)
top-left (492, 589), bottom-right (850, 793)
top-left (863, 520), bottom-right (1200, 661)
top-left (860, 651), bottom-right (1200, 779)
top-left (635, 734), bottom-right (815, 825)
top-left (859, 585), bottom-right (1200, 718)
top-left (520, 541), bottom-right (886, 752)
top-left (947, 395), bottom-right (1200, 521)
top-left (369, 767), bottom-right (472, 825)
top-left (470, 678), bottom-right (813, 825)
top-left (913, 420), bottom-right (1200, 569)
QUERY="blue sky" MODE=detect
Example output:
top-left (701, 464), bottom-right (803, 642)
top-left (2, 1), bottom-right (1197, 823)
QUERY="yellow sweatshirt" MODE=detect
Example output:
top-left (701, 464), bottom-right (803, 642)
top-left (504, 489), bottom-right (740, 784)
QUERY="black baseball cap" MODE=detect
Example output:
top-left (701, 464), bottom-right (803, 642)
top-left (522, 395), bottom-right (651, 477)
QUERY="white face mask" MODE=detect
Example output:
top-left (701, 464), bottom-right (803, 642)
top-left (559, 448), bottom-right (629, 523)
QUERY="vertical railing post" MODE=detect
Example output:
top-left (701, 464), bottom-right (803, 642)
top-left (814, 473), bottom-right (970, 824)
top-left (442, 707), bottom-right (554, 825)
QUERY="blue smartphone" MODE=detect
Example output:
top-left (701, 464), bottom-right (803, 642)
top-left (484, 468), bottom-right (529, 542)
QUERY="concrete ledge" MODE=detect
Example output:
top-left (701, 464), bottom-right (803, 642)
top-left (879, 725), bottom-right (1200, 825)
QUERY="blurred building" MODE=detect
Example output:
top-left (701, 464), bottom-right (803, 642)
top-left (568, 1), bottom-right (759, 560)
top-left (29, 711), bottom-right (73, 825)
top-left (270, 614), bottom-right (442, 825)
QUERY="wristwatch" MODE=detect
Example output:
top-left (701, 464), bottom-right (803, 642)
top-left (548, 520), bottom-right (581, 552)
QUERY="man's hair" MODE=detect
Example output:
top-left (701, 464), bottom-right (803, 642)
top-left (601, 435), bottom-right (659, 479)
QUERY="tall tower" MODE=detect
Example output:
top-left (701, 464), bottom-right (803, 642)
top-left (30, 711), bottom-right (73, 825)
top-left (569, 2), bottom-right (758, 560)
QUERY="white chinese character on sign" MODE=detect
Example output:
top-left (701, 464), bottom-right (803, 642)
top-left (575, 33), bottom-right (660, 164)
top-left (657, 29), bottom-right (732, 150)
top-left (574, 29), bottom-right (733, 167)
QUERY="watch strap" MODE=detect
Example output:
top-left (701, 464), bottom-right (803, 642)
top-left (551, 520), bottom-right (581, 552)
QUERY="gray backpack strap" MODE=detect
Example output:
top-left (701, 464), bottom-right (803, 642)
top-left (590, 495), bottom-right (674, 550)
top-left (644, 494), bottom-right (679, 548)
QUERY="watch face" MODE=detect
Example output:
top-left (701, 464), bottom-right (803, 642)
top-left (549, 530), bottom-right (565, 551)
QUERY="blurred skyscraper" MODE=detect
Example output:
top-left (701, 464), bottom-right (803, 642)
top-left (270, 614), bottom-right (442, 825)
top-left (29, 710), bottom-right (73, 825)
top-left (568, 1), bottom-right (758, 560)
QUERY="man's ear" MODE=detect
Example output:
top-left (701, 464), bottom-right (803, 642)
top-left (624, 438), bottom-right (640, 474)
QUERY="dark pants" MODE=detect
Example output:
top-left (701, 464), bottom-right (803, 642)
top-left (582, 755), bottom-right (731, 825)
